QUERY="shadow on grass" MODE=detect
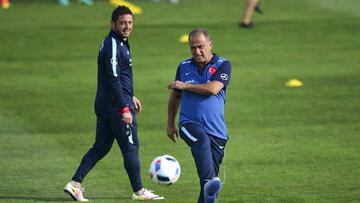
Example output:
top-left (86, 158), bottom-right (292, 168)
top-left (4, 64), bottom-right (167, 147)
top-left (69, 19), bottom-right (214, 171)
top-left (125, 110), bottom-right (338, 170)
top-left (0, 195), bottom-right (66, 202)
top-left (0, 195), bottom-right (129, 202)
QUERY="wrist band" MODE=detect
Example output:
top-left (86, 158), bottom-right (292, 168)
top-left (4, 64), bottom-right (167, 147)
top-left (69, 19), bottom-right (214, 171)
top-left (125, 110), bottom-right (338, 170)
top-left (120, 107), bottom-right (130, 114)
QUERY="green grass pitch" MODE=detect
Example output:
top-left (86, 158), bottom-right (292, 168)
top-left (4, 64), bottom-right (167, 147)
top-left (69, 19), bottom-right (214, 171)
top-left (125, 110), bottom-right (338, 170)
top-left (0, 0), bottom-right (360, 202)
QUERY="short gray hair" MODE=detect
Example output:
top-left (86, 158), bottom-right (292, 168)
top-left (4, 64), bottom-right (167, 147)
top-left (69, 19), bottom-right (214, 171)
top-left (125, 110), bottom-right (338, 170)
top-left (188, 28), bottom-right (212, 42)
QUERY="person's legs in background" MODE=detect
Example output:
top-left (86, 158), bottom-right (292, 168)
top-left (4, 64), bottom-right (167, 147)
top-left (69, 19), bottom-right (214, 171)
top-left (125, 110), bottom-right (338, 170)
top-left (240, 0), bottom-right (263, 28)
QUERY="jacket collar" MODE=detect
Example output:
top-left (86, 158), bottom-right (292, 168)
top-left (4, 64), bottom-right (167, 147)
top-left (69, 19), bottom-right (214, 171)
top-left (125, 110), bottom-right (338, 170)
top-left (109, 30), bottom-right (130, 48)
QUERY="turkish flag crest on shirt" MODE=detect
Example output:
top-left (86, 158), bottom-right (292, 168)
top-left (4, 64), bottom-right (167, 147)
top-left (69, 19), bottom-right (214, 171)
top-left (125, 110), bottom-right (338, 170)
top-left (208, 66), bottom-right (217, 75)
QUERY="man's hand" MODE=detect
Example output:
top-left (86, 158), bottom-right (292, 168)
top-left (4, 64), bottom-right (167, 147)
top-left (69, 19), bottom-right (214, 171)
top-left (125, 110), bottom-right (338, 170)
top-left (133, 96), bottom-right (142, 113)
top-left (167, 124), bottom-right (179, 143)
top-left (168, 81), bottom-right (187, 90)
top-left (122, 112), bottom-right (133, 124)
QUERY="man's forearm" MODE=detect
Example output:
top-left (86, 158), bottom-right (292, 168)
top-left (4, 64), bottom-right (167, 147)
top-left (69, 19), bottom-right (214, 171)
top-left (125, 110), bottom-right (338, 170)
top-left (167, 92), bottom-right (180, 126)
top-left (184, 81), bottom-right (224, 95)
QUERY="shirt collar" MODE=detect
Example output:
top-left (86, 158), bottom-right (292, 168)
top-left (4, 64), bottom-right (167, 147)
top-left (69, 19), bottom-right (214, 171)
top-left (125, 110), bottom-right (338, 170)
top-left (109, 30), bottom-right (130, 49)
top-left (109, 30), bottom-right (128, 43)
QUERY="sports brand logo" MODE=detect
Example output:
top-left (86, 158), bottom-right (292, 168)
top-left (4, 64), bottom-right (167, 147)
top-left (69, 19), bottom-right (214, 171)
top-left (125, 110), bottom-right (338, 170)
top-left (181, 60), bottom-right (191, 65)
top-left (220, 73), bottom-right (229, 80)
top-left (110, 57), bottom-right (118, 65)
top-left (185, 79), bottom-right (195, 84)
top-left (208, 66), bottom-right (217, 75)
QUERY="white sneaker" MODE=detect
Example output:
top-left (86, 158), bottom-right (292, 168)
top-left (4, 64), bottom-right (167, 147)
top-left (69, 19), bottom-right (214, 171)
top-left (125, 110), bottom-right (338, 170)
top-left (204, 177), bottom-right (222, 203)
top-left (64, 182), bottom-right (89, 202)
top-left (152, 0), bottom-right (178, 3)
top-left (169, 0), bottom-right (179, 4)
top-left (132, 188), bottom-right (164, 200)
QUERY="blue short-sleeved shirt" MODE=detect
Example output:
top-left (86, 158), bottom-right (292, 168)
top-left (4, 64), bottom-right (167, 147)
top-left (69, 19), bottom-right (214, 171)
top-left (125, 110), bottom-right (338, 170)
top-left (175, 54), bottom-right (231, 140)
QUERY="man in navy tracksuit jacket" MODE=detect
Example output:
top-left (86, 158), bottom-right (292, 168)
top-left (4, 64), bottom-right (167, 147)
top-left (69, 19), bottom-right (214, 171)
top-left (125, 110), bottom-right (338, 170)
top-left (64, 6), bottom-right (163, 201)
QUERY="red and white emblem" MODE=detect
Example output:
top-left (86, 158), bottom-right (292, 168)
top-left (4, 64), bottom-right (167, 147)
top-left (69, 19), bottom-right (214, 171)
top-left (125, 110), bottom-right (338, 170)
top-left (208, 66), bottom-right (217, 75)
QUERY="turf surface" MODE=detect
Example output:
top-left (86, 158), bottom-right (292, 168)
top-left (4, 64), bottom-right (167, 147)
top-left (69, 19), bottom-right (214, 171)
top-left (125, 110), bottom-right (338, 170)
top-left (0, 0), bottom-right (359, 202)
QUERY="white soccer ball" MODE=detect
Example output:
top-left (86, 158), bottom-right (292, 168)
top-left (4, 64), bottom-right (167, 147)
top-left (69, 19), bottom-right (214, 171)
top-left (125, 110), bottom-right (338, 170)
top-left (148, 155), bottom-right (181, 185)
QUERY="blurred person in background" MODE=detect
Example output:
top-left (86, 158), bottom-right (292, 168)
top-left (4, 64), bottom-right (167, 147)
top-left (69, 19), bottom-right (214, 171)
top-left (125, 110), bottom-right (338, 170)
top-left (239, 0), bottom-right (263, 28)
top-left (1, 0), bottom-right (10, 9)
top-left (58, 0), bottom-right (93, 6)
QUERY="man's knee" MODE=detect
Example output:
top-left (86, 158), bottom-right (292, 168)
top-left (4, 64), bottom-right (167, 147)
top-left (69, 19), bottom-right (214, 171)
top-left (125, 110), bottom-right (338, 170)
top-left (92, 142), bottom-right (113, 157)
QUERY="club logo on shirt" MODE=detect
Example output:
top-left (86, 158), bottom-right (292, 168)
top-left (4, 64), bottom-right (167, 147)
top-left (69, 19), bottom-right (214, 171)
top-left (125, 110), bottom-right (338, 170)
top-left (208, 66), bottom-right (217, 75)
top-left (110, 57), bottom-right (118, 65)
top-left (220, 73), bottom-right (229, 80)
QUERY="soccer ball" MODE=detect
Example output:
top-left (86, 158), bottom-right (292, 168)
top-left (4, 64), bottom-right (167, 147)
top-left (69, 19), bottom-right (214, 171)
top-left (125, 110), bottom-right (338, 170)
top-left (148, 155), bottom-right (181, 185)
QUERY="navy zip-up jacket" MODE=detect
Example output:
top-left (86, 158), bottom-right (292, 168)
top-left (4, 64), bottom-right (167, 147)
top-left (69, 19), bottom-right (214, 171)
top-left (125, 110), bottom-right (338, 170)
top-left (95, 30), bottom-right (134, 115)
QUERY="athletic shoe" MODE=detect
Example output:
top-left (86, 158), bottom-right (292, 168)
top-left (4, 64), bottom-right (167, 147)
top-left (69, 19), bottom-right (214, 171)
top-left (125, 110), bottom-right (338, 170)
top-left (255, 3), bottom-right (263, 14)
top-left (64, 182), bottom-right (89, 202)
top-left (204, 177), bottom-right (222, 203)
top-left (58, 0), bottom-right (69, 6)
top-left (169, 0), bottom-right (179, 4)
top-left (79, 0), bottom-right (93, 6)
top-left (239, 22), bottom-right (254, 28)
top-left (153, 0), bottom-right (179, 3)
top-left (132, 189), bottom-right (164, 200)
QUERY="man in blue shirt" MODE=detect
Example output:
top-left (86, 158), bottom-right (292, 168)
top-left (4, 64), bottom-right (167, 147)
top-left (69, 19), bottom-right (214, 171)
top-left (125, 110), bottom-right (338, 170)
top-left (167, 29), bottom-right (231, 203)
top-left (64, 6), bottom-right (163, 201)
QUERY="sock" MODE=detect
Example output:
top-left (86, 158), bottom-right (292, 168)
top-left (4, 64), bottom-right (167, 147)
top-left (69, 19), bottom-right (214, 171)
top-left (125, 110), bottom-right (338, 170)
top-left (135, 188), bottom-right (145, 195)
top-left (70, 181), bottom-right (81, 188)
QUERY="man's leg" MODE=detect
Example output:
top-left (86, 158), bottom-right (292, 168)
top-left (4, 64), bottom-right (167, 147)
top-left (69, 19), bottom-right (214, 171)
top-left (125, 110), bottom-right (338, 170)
top-left (179, 123), bottom-right (216, 203)
top-left (111, 113), bottom-right (163, 200)
top-left (71, 115), bottom-right (114, 182)
top-left (202, 135), bottom-right (227, 203)
top-left (209, 135), bottom-right (227, 176)
top-left (240, 0), bottom-right (259, 28)
top-left (65, 115), bottom-right (114, 201)
top-left (109, 113), bottom-right (143, 192)
top-left (200, 135), bottom-right (227, 203)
